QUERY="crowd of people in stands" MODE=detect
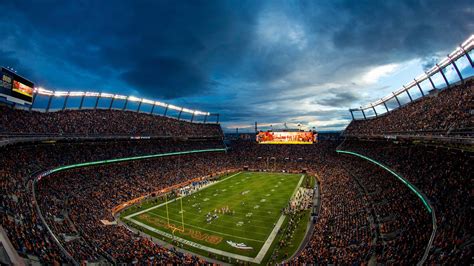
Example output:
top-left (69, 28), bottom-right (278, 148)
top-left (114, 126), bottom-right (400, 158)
top-left (339, 140), bottom-right (473, 264)
top-left (0, 93), bottom-right (471, 265)
top-left (345, 79), bottom-right (473, 136)
top-left (0, 139), bottom-right (224, 264)
top-left (0, 106), bottom-right (222, 137)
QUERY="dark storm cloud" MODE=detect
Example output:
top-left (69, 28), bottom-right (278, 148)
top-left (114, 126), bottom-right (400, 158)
top-left (121, 56), bottom-right (209, 99)
top-left (0, 0), bottom-right (472, 130)
top-left (313, 91), bottom-right (359, 107)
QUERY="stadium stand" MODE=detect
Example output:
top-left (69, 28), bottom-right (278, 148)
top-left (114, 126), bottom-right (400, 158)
top-left (0, 106), bottom-right (223, 138)
top-left (0, 85), bottom-right (472, 264)
top-left (345, 79), bottom-right (474, 138)
top-left (338, 140), bottom-right (473, 264)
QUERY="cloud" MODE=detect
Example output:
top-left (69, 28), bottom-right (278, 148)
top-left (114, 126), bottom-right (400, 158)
top-left (0, 0), bottom-right (472, 131)
top-left (313, 91), bottom-right (359, 108)
top-left (362, 64), bottom-right (400, 84)
top-left (121, 56), bottom-right (209, 99)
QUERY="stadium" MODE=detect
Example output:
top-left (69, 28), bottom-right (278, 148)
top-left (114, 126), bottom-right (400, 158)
top-left (0, 2), bottom-right (473, 265)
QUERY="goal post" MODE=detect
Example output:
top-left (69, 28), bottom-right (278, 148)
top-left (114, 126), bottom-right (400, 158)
top-left (164, 193), bottom-right (185, 233)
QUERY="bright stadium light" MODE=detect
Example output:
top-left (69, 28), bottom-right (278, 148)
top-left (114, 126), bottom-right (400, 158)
top-left (30, 85), bottom-right (214, 119)
top-left (141, 99), bottom-right (154, 105)
top-left (53, 91), bottom-right (69, 97)
top-left (100, 93), bottom-right (115, 98)
top-left (154, 101), bottom-right (168, 107)
top-left (69, 91), bottom-right (85, 96)
top-left (168, 104), bottom-right (181, 111)
top-left (113, 95), bottom-right (127, 99)
top-left (128, 96), bottom-right (141, 102)
top-left (85, 92), bottom-right (100, 97)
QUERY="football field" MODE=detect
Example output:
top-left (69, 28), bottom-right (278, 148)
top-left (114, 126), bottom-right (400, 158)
top-left (122, 171), bottom-right (304, 263)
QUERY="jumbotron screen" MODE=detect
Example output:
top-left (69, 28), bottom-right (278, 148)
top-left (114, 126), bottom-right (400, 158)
top-left (1, 67), bottom-right (34, 104)
top-left (256, 131), bottom-right (317, 144)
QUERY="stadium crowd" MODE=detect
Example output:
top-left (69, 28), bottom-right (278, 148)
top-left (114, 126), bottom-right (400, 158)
top-left (0, 106), bottom-right (222, 137)
top-left (345, 80), bottom-right (473, 136)
top-left (339, 140), bottom-right (473, 264)
top-left (0, 139), bottom-right (224, 264)
top-left (0, 98), bottom-right (471, 264)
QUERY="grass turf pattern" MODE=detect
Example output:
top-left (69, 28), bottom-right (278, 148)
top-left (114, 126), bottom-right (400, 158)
top-left (124, 172), bottom-right (302, 259)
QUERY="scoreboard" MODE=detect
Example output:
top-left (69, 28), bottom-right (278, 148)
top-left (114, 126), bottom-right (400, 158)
top-left (256, 131), bottom-right (317, 144)
top-left (1, 67), bottom-right (34, 104)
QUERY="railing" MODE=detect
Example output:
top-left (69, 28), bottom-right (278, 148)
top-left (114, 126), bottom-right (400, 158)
top-left (350, 35), bottom-right (474, 120)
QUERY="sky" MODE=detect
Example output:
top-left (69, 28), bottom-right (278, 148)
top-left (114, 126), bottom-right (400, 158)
top-left (0, 0), bottom-right (473, 132)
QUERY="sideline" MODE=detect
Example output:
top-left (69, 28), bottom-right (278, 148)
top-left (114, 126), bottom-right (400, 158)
top-left (125, 172), bottom-right (242, 219)
top-left (125, 173), bottom-right (305, 264)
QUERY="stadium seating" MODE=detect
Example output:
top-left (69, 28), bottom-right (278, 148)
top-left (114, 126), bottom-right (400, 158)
top-left (344, 80), bottom-right (473, 137)
top-left (0, 104), bottom-right (471, 264)
top-left (338, 140), bottom-right (473, 264)
top-left (0, 106), bottom-right (223, 138)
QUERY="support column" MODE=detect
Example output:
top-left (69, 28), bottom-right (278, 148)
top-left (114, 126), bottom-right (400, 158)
top-left (29, 92), bottom-right (37, 111)
top-left (451, 60), bottom-right (464, 83)
top-left (137, 100), bottom-right (142, 112)
top-left (436, 64), bottom-right (450, 88)
top-left (461, 47), bottom-right (473, 67)
top-left (150, 103), bottom-right (156, 114)
top-left (122, 98), bottom-right (128, 110)
top-left (372, 105), bottom-right (377, 117)
top-left (109, 96), bottom-right (115, 110)
top-left (163, 105), bottom-right (169, 116)
top-left (393, 94), bottom-right (401, 107)
top-left (191, 111), bottom-right (195, 122)
top-left (79, 95), bottom-right (85, 109)
top-left (62, 95), bottom-right (69, 110)
top-left (94, 96), bottom-right (101, 109)
top-left (428, 75), bottom-right (436, 90)
top-left (349, 110), bottom-right (355, 120)
top-left (361, 109), bottom-right (367, 120)
top-left (383, 102), bottom-right (389, 112)
top-left (216, 114), bottom-right (220, 123)
top-left (405, 87), bottom-right (413, 102)
top-left (177, 108), bottom-right (183, 120)
top-left (204, 114), bottom-right (208, 123)
top-left (46, 95), bottom-right (53, 112)
top-left (415, 79), bottom-right (425, 96)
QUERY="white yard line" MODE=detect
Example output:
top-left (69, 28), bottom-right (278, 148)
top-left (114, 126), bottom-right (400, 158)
top-left (125, 172), bottom-right (242, 220)
top-left (125, 173), bottom-right (305, 264)
top-left (142, 212), bottom-right (265, 242)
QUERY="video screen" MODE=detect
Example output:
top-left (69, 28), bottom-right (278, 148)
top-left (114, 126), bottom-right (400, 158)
top-left (13, 80), bottom-right (34, 99)
top-left (1, 68), bottom-right (34, 104)
top-left (256, 131), bottom-right (317, 144)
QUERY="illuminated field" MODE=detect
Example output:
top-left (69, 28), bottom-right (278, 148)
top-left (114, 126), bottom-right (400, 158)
top-left (121, 172), bottom-right (304, 264)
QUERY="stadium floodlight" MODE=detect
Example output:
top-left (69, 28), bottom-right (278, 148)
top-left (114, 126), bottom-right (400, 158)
top-left (36, 87), bottom-right (54, 96)
top-left (154, 101), bottom-right (168, 107)
top-left (100, 93), bottom-right (115, 98)
top-left (127, 96), bottom-right (141, 102)
top-left (113, 95), bottom-right (127, 100)
top-left (141, 99), bottom-right (154, 105)
top-left (29, 85), bottom-right (214, 120)
top-left (182, 107), bottom-right (193, 113)
top-left (85, 92), bottom-right (100, 97)
top-left (194, 110), bottom-right (210, 116)
top-left (53, 91), bottom-right (69, 97)
top-left (168, 104), bottom-right (181, 111)
top-left (69, 91), bottom-right (86, 97)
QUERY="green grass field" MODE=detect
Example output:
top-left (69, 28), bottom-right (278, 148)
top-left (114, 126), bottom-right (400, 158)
top-left (122, 171), bottom-right (305, 264)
